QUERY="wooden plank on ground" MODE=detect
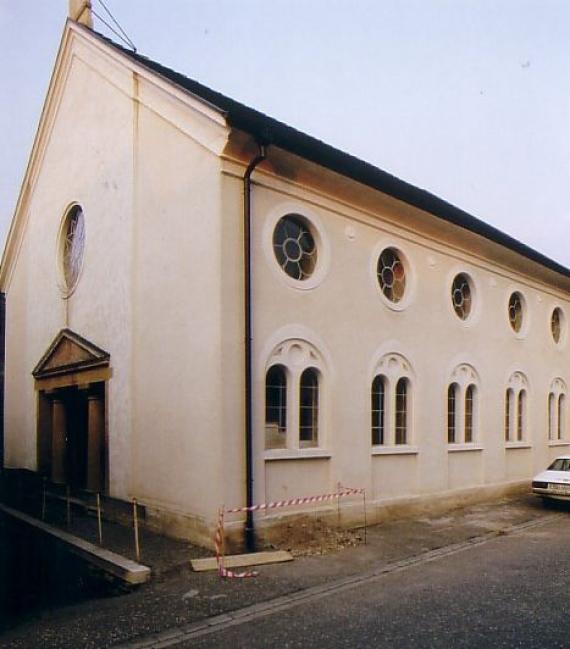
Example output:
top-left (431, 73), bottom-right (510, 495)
top-left (191, 550), bottom-right (293, 572)
top-left (0, 504), bottom-right (151, 585)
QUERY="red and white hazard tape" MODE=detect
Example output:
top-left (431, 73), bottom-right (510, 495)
top-left (214, 507), bottom-right (258, 579)
top-left (225, 486), bottom-right (363, 514)
top-left (215, 485), bottom-right (365, 579)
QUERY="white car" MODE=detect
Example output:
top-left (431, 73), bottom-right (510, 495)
top-left (532, 455), bottom-right (570, 501)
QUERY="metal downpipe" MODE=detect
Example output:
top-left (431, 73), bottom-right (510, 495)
top-left (243, 143), bottom-right (266, 552)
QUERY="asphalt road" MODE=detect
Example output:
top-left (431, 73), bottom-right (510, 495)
top-left (185, 515), bottom-right (570, 649)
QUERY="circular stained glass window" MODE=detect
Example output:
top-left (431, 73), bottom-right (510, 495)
top-left (508, 292), bottom-right (524, 332)
top-left (451, 273), bottom-right (472, 320)
top-left (273, 214), bottom-right (317, 281)
top-left (552, 307), bottom-right (563, 343)
top-left (60, 205), bottom-right (85, 292)
top-left (377, 248), bottom-right (406, 303)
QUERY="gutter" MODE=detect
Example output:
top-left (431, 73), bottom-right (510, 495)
top-left (243, 144), bottom-right (266, 552)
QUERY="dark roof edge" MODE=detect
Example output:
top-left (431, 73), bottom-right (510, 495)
top-left (90, 28), bottom-right (570, 282)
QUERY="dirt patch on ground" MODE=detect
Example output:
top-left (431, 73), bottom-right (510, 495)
top-left (262, 516), bottom-right (364, 556)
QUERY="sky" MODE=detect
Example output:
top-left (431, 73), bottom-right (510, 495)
top-left (1, 0), bottom-right (569, 265)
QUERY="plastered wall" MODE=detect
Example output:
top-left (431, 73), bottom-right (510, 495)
top-left (247, 153), bottom-right (570, 508)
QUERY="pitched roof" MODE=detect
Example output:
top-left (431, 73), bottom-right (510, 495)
top-left (94, 29), bottom-right (570, 281)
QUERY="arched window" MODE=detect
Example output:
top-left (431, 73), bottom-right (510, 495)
top-left (265, 339), bottom-right (325, 451)
top-left (395, 378), bottom-right (408, 445)
top-left (371, 353), bottom-right (413, 447)
top-left (265, 365), bottom-right (287, 449)
top-left (517, 389), bottom-right (526, 441)
top-left (547, 379), bottom-right (567, 443)
top-left (505, 373), bottom-right (528, 444)
top-left (465, 384), bottom-right (475, 443)
top-left (505, 388), bottom-right (514, 441)
top-left (548, 392), bottom-right (556, 440)
top-left (447, 365), bottom-right (479, 445)
top-left (447, 383), bottom-right (458, 443)
top-left (371, 375), bottom-right (386, 445)
top-left (558, 394), bottom-right (565, 440)
top-left (299, 368), bottom-right (319, 447)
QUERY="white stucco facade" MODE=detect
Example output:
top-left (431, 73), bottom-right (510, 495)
top-left (2, 21), bottom-right (570, 548)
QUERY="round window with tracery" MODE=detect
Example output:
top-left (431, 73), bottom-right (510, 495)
top-left (273, 214), bottom-right (317, 281)
top-left (377, 248), bottom-right (406, 303)
top-left (508, 291), bottom-right (524, 332)
top-left (59, 205), bottom-right (85, 293)
top-left (552, 307), bottom-right (564, 344)
top-left (451, 273), bottom-right (472, 320)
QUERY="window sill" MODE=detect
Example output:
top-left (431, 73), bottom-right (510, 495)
top-left (505, 442), bottom-right (532, 449)
top-left (371, 445), bottom-right (419, 456)
top-left (447, 444), bottom-right (484, 453)
top-left (548, 440), bottom-right (570, 447)
top-left (264, 449), bottom-right (332, 461)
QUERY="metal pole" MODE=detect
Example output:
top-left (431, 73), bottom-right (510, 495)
top-left (319, 505), bottom-right (324, 555)
top-left (96, 493), bottom-right (103, 545)
top-left (336, 482), bottom-right (341, 528)
top-left (363, 490), bottom-right (367, 545)
top-left (133, 498), bottom-right (140, 562)
top-left (66, 485), bottom-right (71, 528)
top-left (41, 477), bottom-right (46, 521)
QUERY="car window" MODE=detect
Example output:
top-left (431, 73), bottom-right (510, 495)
top-left (548, 459), bottom-right (570, 471)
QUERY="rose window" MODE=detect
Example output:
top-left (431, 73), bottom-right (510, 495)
top-left (451, 273), bottom-right (472, 320)
top-left (60, 205), bottom-right (85, 292)
top-left (508, 292), bottom-right (523, 332)
top-left (273, 215), bottom-right (317, 281)
top-left (377, 248), bottom-right (406, 302)
top-left (552, 308), bottom-right (562, 343)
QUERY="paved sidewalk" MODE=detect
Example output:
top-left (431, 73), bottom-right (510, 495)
top-left (0, 494), bottom-right (561, 648)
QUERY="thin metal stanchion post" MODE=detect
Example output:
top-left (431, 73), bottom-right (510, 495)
top-left (41, 477), bottom-right (46, 521)
top-left (96, 493), bottom-right (103, 546)
top-left (336, 483), bottom-right (342, 551)
top-left (336, 482), bottom-right (341, 529)
top-left (221, 511), bottom-right (225, 559)
top-left (363, 489), bottom-right (367, 545)
top-left (314, 501), bottom-right (322, 555)
top-left (133, 498), bottom-right (141, 562)
top-left (66, 485), bottom-right (71, 528)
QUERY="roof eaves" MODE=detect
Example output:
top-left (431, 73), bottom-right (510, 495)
top-left (91, 29), bottom-right (570, 281)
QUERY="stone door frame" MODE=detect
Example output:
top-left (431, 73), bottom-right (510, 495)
top-left (33, 329), bottom-right (111, 492)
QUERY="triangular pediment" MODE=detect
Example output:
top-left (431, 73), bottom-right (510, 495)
top-left (33, 329), bottom-right (110, 378)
